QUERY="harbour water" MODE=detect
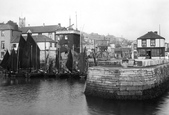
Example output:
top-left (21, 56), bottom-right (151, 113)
top-left (0, 77), bottom-right (169, 115)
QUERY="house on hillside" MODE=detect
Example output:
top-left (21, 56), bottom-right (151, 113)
top-left (114, 47), bottom-right (131, 59)
top-left (137, 31), bottom-right (165, 59)
top-left (96, 39), bottom-right (110, 51)
top-left (11, 35), bottom-right (57, 62)
top-left (0, 21), bottom-right (21, 60)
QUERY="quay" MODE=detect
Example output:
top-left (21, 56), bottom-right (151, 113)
top-left (84, 31), bottom-right (169, 100)
top-left (84, 59), bottom-right (169, 100)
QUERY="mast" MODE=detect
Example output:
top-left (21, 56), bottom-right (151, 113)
top-left (80, 31), bottom-right (81, 53)
top-left (76, 12), bottom-right (77, 30)
top-left (45, 39), bottom-right (46, 71)
top-left (73, 45), bottom-right (74, 70)
top-left (17, 47), bottom-right (19, 73)
top-left (35, 37), bottom-right (37, 70)
top-left (30, 45), bottom-right (32, 72)
top-left (58, 46), bottom-right (60, 74)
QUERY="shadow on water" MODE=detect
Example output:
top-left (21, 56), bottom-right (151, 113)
top-left (0, 77), bottom-right (41, 115)
top-left (1, 75), bottom-right (169, 115)
top-left (85, 89), bottom-right (169, 115)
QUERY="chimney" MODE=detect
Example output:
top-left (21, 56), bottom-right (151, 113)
top-left (154, 31), bottom-right (158, 34)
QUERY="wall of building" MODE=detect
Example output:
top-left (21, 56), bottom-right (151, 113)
top-left (22, 32), bottom-right (56, 41)
top-left (37, 42), bottom-right (56, 50)
top-left (137, 39), bottom-right (165, 48)
top-left (0, 30), bottom-right (12, 60)
top-left (85, 62), bottom-right (169, 100)
top-left (57, 33), bottom-right (80, 53)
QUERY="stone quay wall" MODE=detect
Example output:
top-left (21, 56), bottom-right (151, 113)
top-left (84, 63), bottom-right (169, 100)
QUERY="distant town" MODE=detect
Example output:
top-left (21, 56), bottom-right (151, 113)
top-left (0, 17), bottom-right (169, 64)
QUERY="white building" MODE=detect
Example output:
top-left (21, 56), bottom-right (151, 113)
top-left (137, 31), bottom-right (165, 59)
top-left (11, 35), bottom-right (56, 62)
top-left (0, 21), bottom-right (21, 60)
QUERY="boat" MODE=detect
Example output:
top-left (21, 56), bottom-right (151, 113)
top-left (54, 46), bottom-right (71, 79)
top-left (25, 33), bottom-right (43, 78)
top-left (0, 50), bottom-right (10, 77)
top-left (0, 48), bottom-right (25, 78)
top-left (44, 60), bottom-right (56, 78)
top-left (77, 47), bottom-right (88, 79)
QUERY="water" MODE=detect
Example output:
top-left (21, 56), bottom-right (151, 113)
top-left (0, 77), bottom-right (169, 115)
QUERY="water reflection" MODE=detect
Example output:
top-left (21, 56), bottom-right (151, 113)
top-left (0, 77), bottom-right (169, 115)
top-left (0, 77), bottom-right (88, 115)
top-left (85, 90), bottom-right (169, 115)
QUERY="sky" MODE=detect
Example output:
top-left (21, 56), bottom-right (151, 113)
top-left (0, 0), bottom-right (169, 41)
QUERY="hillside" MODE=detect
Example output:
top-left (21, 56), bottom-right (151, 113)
top-left (81, 32), bottom-right (134, 47)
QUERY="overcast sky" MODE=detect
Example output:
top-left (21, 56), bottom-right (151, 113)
top-left (0, 0), bottom-right (169, 41)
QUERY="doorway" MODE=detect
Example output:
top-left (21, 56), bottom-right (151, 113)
top-left (146, 50), bottom-right (151, 59)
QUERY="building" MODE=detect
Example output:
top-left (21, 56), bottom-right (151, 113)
top-left (96, 39), bottom-right (110, 51)
top-left (19, 23), bottom-right (66, 60)
top-left (0, 21), bottom-right (22, 60)
top-left (56, 30), bottom-right (80, 53)
top-left (165, 42), bottom-right (169, 59)
top-left (114, 47), bottom-right (131, 59)
top-left (137, 31), bottom-right (165, 59)
top-left (19, 17), bottom-right (26, 28)
top-left (11, 35), bottom-right (56, 62)
top-left (131, 40), bottom-right (137, 59)
top-left (20, 23), bottom-right (65, 41)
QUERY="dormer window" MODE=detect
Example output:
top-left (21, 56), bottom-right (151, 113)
top-left (142, 39), bottom-right (146, 47)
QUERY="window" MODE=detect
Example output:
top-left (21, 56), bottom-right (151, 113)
top-left (55, 43), bottom-right (57, 47)
top-left (48, 33), bottom-right (52, 38)
top-left (142, 39), bottom-right (146, 47)
top-left (1, 52), bottom-right (4, 58)
top-left (1, 41), bottom-right (5, 49)
top-left (13, 44), bottom-right (16, 48)
top-left (65, 35), bottom-right (68, 40)
top-left (151, 49), bottom-right (159, 56)
top-left (50, 43), bottom-right (52, 47)
top-left (1, 31), bottom-right (4, 37)
top-left (159, 48), bottom-right (165, 56)
top-left (138, 49), bottom-right (146, 56)
top-left (150, 39), bottom-right (155, 47)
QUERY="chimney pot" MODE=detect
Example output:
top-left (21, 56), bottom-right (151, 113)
top-left (154, 31), bottom-right (158, 34)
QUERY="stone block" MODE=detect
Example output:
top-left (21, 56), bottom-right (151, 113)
top-left (127, 86), bottom-right (138, 91)
top-left (120, 86), bottom-right (127, 91)
top-left (117, 91), bottom-right (129, 95)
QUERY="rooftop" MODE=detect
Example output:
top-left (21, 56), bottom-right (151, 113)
top-left (138, 31), bottom-right (165, 39)
top-left (11, 35), bottom-right (56, 43)
top-left (0, 24), bottom-right (19, 30)
top-left (20, 25), bottom-right (66, 33)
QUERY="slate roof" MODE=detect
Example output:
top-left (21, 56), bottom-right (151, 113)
top-left (20, 25), bottom-right (66, 33)
top-left (0, 24), bottom-right (15, 30)
top-left (11, 35), bottom-right (56, 43)
top-left (138, 31), bottom-right (165, 39)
